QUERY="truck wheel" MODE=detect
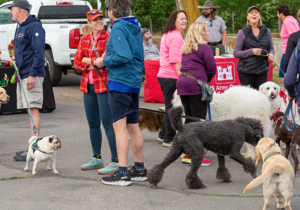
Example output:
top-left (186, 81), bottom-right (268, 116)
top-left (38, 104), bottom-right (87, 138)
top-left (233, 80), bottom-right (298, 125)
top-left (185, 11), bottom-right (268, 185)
top-left (44, 50), bottom-right (62, 86)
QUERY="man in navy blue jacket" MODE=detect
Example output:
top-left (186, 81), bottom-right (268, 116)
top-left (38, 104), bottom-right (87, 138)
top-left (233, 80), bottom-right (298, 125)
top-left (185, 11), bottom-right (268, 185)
top-left (9, 0), bottom-right (46, 161)
top-left (94, 0), bottom-right (147, 186)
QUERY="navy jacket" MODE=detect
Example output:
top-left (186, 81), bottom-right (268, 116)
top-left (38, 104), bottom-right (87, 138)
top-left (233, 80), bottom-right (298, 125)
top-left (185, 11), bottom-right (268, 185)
top-left (103, 17), bottom-right (144, 88)
top-left (14, 15), bottom-right (46, 79)
top-left (284, 38), bottom-right (300, 113)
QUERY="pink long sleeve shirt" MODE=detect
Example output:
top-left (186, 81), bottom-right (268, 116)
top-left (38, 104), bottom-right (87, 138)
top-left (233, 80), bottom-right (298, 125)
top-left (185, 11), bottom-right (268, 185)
top-left (281, 15), bottom-right (300, 54)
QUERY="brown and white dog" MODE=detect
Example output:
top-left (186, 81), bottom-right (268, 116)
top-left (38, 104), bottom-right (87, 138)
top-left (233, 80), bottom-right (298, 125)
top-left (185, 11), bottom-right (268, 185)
top-left (273, 111), bottom-right (300, 174)
top-left (24, 135), bottom-right (62, 175)
top-left (244, 137), bottom-right (294, 210)
top-left (138, 108), bottom-right (164, 133)
top-left (0, 87), bottom-right (10, 108)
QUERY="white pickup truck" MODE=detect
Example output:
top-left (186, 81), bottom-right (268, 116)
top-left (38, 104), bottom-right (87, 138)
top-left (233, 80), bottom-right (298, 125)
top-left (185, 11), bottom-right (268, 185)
top-left (0, 0), bottom-right (111, 86)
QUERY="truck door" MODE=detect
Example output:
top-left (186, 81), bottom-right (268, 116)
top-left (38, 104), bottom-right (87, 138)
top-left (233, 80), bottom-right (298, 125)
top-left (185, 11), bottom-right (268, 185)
top-left (0, 5), bottom-right (15, 61)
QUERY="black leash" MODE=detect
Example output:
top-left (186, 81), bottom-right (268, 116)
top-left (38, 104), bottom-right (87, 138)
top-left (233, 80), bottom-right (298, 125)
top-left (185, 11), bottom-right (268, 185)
top-left (93, 65), bottom-right (206, 122)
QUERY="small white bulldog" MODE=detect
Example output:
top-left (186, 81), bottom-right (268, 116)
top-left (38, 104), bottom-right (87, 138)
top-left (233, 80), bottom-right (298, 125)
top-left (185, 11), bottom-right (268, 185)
top-left (24, 135), bottom-right (62, 175)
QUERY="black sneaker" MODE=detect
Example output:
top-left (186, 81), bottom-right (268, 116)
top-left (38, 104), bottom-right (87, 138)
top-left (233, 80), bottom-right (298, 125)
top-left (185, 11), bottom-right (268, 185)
top-left (13, 155), bottom-right (26, 161)
top-left (101, 171), bottom-right (132, 186)
top-left (128, 166), bottom-right (147, 181)
top-left (15, 149), bottom-right (28, 157)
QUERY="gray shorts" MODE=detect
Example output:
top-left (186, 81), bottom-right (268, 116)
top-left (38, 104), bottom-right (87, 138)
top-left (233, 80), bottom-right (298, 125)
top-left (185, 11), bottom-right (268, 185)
top-left (17, 76), bottom-right (44, 109)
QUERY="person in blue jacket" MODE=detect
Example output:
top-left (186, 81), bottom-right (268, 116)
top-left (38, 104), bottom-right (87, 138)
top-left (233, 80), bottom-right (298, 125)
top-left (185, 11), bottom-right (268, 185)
top-left (9, 0), bottom-right (46, 161)
top-left (94, 0), bottom-right (147, 186)
top-left (284, 38), bottom-right (300, 116)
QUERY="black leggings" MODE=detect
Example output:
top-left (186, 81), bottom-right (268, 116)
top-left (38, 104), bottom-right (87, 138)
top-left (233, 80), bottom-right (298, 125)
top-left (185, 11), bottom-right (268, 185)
top-left (180, 95), bottom-right (207, 124)
top-left (238, 72), bottom-right (268, 90)
top-left (157, 77), bottom-right (177, 142)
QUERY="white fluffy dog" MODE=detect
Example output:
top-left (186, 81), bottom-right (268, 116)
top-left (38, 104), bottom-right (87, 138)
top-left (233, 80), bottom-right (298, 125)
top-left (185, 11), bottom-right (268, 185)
top-left (259, 82), bottom-right (286, 115)
top-left (173, 86), bottom-right (272, 160)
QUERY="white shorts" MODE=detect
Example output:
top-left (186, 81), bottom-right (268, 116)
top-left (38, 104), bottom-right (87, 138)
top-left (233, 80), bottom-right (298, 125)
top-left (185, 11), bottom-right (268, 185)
top-left (17, 76), bottom-right (44, 109)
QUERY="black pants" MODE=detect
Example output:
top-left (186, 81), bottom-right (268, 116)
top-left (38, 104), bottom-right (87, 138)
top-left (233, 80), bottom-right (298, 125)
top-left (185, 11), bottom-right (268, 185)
top-left (238, 72), bottom-right (268, 90)
top-left (157, 77), bottom-right (177, 142)
top-left (180, 95), bottom-right (207, 124)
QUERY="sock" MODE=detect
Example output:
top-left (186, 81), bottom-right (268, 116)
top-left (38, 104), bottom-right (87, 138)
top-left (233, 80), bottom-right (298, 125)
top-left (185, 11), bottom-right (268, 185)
top-left (134, 162), bottom-right (145, 171)
top-left (119, 166), bottom-right (128, 175)
top-left (93, 154), bottom-right (102, 160)
top-left (112, 158), bottom-right (118, 163)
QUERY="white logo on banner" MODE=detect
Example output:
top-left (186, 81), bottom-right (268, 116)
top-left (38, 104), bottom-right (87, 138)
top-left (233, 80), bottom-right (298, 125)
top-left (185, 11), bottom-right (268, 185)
top-left (217, 65), bottom-right (233, 81)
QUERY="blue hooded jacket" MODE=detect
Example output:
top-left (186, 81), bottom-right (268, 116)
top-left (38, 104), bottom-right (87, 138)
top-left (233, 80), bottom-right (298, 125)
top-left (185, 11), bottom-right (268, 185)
top-left (284, 38), bottom-right (300, 114)
top-left (103, 16), bottom-right (144, 89)
top-left (14, 15), bottom-right (46, 79)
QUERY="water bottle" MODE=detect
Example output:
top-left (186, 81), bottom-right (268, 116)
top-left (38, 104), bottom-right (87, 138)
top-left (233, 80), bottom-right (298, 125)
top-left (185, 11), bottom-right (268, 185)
top-left (215, 48), bottom-right (219, 56)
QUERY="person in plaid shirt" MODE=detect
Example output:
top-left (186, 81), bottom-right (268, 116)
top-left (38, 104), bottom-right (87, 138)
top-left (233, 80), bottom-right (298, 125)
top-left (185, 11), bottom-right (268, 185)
top-left (74, 9), bottom-right (118, 175)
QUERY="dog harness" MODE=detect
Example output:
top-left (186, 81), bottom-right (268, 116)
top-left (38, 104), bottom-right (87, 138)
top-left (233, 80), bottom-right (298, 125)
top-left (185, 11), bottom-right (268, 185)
top-left (32, 138), bottom-right (53, 154)
top-left (263, 152), bottom-right (281, 162)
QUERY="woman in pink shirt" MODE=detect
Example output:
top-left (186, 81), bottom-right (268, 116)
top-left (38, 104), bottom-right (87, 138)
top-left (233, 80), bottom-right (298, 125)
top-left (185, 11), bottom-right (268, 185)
top-left (157, 10), bottom-right (187, 147)
top-left (277, 4), bottom-right (300, 89)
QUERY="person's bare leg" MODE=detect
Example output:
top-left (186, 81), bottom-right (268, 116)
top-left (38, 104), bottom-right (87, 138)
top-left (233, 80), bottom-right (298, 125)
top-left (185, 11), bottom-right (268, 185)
top-left (127, 123), bottom-right (144, 163)
top-left (27, 108), bottom-right (40, 136)
top-left (113, 117), bottom-right (129, 167)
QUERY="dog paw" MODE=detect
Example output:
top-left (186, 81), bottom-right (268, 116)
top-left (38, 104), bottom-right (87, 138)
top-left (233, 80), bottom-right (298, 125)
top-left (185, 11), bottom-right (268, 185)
top-left (32, 171), bottom-right (37, 175)
top-left (46, 167), bottom-right (51, 171)
top-left (53, 170), bottom-right (59, 174)
top-left (24, 167), bottom-right (28, 171)
top-left (150, 184), bottom-right (158, 189)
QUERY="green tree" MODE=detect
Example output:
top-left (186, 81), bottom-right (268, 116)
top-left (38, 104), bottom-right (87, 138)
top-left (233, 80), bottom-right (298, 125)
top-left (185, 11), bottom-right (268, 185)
top-left (131, 0), bottom-right (177, 33)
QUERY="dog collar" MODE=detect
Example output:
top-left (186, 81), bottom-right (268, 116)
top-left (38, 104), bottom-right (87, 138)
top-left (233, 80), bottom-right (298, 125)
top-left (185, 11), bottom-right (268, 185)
top-left (32, 137), bottom-right (54, 154)
top-left (274, 116), bottom-right (283, 126)
top-left (263, 152), bottom-right (281, 162)
top-left (270, 107), bottom-right (281, 120)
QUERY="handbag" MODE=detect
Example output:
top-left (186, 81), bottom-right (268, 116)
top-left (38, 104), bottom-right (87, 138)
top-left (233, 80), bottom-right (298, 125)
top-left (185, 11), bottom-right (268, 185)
top-left (181, 72), bottom-right (214, 103)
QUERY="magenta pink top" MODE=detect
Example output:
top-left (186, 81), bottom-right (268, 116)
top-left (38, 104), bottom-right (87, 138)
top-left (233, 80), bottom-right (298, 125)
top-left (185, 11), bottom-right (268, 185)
top-left (157, 30), bottom-right (184, 79)
top-left (281, 16), bottom-right (299, 54)
top-left (88, 34), bottom-right (102, 84)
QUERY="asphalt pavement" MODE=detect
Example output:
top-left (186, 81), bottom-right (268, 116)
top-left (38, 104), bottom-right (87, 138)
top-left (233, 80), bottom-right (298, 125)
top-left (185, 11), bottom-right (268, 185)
top-left (0, 73), bottom-right (300, 210)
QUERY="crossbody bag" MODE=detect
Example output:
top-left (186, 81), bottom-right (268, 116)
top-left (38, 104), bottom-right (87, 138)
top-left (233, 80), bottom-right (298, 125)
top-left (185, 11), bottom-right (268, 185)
top-left (181, 72), bottom-right (214, 103)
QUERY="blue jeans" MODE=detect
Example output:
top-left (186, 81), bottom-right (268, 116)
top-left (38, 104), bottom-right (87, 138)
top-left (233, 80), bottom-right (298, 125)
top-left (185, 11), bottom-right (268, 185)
top-left (83, 85), bottom-right (117, 159)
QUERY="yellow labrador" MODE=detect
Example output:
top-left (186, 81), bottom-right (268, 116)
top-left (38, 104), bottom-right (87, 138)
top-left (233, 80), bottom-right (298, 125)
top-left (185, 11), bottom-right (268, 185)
top-left (244, 137), bottom-right (294, 210)
top-left (0, 87), bottom-right (10, 108)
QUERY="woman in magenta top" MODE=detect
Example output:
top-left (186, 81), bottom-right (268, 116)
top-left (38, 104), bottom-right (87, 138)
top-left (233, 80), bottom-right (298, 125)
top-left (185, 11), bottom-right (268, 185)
top-left (177, 22), bottom-right (216, 166)
top-left (157, 10), bottom-right (187, 147)
top-left (277, 4), bottom-right (300, 89)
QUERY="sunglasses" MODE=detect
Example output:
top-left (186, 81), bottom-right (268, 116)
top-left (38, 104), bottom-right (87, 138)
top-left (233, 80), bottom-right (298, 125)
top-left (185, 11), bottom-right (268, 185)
top-left (89, 10), bottom-right (103, 15)
top-left (210, 19), bottom-right (212, 27)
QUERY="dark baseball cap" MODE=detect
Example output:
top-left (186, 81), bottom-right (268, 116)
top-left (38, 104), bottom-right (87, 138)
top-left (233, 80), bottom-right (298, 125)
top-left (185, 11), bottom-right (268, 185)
top-left (8, 0), bottom-right (31, 11)
top-left (247, 6), bottom-right (260, 13)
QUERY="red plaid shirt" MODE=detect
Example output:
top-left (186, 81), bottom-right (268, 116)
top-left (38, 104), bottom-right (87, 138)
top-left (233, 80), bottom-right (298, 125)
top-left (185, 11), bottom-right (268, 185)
top-left (74, 29), bottom-right (110, 93)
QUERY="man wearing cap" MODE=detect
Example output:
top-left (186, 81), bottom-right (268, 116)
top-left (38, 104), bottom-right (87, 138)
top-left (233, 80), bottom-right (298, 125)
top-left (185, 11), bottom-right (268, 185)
top-left (196, 0), bottom-right (227, 56)
top-left (141, 28), bottom-right (159, 60)
top-left (10, 0), bottom-right (46, 161)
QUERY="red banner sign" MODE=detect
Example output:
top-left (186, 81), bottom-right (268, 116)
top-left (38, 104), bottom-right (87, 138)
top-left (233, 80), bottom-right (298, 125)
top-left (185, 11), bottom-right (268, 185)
top-left (210, 57), bottom-right (273, 93)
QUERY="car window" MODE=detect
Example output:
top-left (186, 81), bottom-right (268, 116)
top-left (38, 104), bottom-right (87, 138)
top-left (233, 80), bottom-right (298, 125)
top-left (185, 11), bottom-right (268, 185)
top-left (38, 5), bottom-right (90, 19)
top-left (0, 6), bottom-right (11, 24)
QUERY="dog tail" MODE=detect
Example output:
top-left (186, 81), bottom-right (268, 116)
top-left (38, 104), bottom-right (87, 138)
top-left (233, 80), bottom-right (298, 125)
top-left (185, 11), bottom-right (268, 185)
top-left (28, 136), bottom-right (38, 144)
top-left (243, 170), bottom-right (273, 192)
top-left (169, 106), bottom-right (183, 133)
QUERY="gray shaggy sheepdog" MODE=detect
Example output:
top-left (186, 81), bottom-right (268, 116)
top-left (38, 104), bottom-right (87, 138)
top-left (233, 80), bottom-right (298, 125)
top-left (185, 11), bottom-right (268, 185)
top-left (147, 106), bottom-right (264, 189)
